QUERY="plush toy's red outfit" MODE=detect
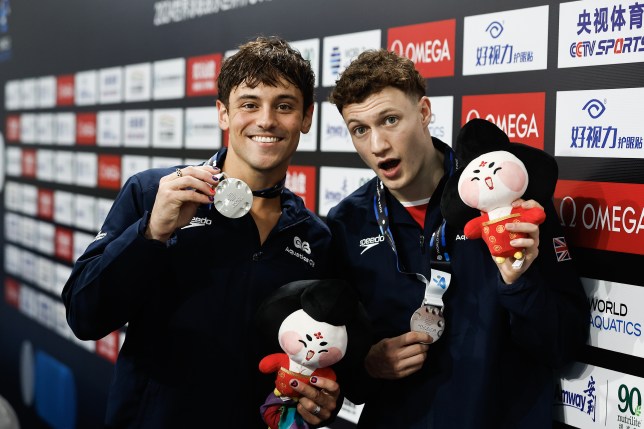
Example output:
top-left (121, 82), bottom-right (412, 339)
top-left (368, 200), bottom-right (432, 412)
top-left (259, 353), bottom-right (336, 398)
top-left (464, 206), bottom-right (546, 258)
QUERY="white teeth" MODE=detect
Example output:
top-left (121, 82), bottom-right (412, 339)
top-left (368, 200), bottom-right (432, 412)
top-left (252, 136), bottom-right (280, 143)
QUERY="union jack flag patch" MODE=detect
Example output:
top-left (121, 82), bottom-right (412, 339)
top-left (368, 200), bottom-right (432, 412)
top-left (553, 237), bottom-right (571, 262)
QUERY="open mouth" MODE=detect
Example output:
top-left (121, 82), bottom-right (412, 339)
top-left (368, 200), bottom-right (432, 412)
top-left (485, 177), bottom-right (494, 190)
top-left (378, 159), bottom-right (400, 171)
top-left (306, 350), bottom-right (315, 361)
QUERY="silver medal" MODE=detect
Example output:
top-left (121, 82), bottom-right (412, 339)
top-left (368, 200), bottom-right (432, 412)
top-left (410, 305), bottom-right (444, 344)
top-left (213, 178), bottom-right (253, 218)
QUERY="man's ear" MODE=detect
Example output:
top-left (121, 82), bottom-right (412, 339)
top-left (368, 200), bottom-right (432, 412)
top-left (419, 96), bottom-right (432, 128)
top-left (217, 99), bottom-right (229, 130)
top-left (301, 103), bottom-right (314, 134)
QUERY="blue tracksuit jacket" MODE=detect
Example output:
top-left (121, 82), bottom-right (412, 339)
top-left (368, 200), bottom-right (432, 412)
top-left (62, 151), bottom-right (333, 428)
top-left (326, 138), bottom-right (589, 429)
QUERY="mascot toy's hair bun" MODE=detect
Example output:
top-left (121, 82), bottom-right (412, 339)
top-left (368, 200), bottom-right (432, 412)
top-left (441, 118), bottom-right (559, 230)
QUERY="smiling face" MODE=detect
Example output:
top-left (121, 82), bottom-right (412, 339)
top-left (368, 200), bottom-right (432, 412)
top-left (217, 78), bottom-right (313, 185)
top-left (457, 150), bottom-right (529, 212)
top-left (278, 309), bottom-right (347, 370)
top-left (341, 87), bottom-right (440, 202)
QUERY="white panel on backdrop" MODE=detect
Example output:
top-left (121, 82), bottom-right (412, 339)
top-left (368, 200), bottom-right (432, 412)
top-left (5, 244), bottom-right (21, 276)
top-left (124, 110), bottom-right (151, 147)
top-left (153, 108), bottom-right (183, 148)
top-left (554, 362), bottom-right (644, 428)
top-left (297, 102), bottom-right (318, 152)
top-left (124, 63), bottom-right (152, 102)
top-left (20, 114), bottom-right (36, 144)
top-left (6, 147), bottom-right (22, 177)
top-left (320, 101), bottom-right (353, 152)
top-left (5, 80), bottom-right (20, 110)
top-left (74, 194), bottom-right (97, 232)
top-left (20, 79), bottom-right (37, 110)
top-left (95, 198), bottom-right (115, 231)
top-left (36, 256), bottom-right (54, 292)
top-left (55, 151), bottom-right (75, 184)
top-left (36, 221), bottom-right (55, 256)
top-left (36, 149), bottom-right (55, 182)
top-left (318, 166), bottom-right (375, 216)
top-left (75, 70), bottom-right (98, 106)
top-left (36, 114), bottom-right (54, 144)
top-left (73, 231), bottom-right (95, 262)
top-left (429, 96), bottom-right (454, 145)
top-left (289, 38), bottom-right (320, 88)
top-left (4, 212), bottom-right (20, 243)
top-left (558, 0), bottom-right (644, 68)
top-left (55, 113), bottom-right (76, 145)
top-left (151, 157), bottom-right (182, 169)
top-left (99, 67), bottom-right (123, 104)
top-left (21, 250), bottom-right (37, 284)
top-left (37, 76), bottom-right (57, 109)
top-left (153, 58), bottom-right (185, 100)
top-left (54, 191), bottom-right (74, 226)
top-left (583, 277), bottom-right (644, 358)
top-left (184, 106), bottom-right (220, 149)
top-left (74, 152), bottom-right (98, 188)
top-left (97, 111), bottom-right (122, 146)
top-left (121, 155), bottom-right (150, 186)
top-left (463, 5), bottom-right (549, 75)
top-left (322, 29), bottom-right (382, 87)
top-left (21, 184), bottom-right (38, 216)
top-left (555, 88), bottom-right (644, 159)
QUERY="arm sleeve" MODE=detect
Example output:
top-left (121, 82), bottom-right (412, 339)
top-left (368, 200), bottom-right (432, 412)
top-left (61, 174), bottom-right (172, 340)
top-left (497, 200), bottom-right (590, 369)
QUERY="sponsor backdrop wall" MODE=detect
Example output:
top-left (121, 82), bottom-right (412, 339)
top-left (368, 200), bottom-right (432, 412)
top-left (0, 0), bottom-right (642, 427)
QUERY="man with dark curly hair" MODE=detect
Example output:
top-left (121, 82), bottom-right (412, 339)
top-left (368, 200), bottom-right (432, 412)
top-left (326, 49), bottom-right (589, 428)
top-left (63, 36), bottom-right (341, 428)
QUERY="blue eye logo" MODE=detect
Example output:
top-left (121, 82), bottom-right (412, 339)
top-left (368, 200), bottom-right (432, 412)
top-left (582, 99), bottom-right (606, 119)
top-left (485, 21), bottom-right (504, 39)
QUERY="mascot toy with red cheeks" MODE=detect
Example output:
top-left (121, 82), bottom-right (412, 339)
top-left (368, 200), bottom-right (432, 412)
top-left (441, 118), bottom-right (558, 265)
top-left (256, 279), bottom-right (371, 429)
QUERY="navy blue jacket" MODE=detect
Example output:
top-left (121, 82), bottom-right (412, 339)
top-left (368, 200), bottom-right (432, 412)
top-left (62, 155), bottom-right (332, 428)
top-left (326, 139), bottom-right (589, 429)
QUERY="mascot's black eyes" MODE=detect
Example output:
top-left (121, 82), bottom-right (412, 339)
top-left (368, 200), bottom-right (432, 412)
top-left (470, 177), bottom-right (480, 181)
top-left (493, 167), bottom-right (502, 174)
top-left (488, 162), bottom-right (496, 168)
top-left (306, 334), bottom-right (312, 341)
top-left (319, 341), bottom-right (328, 346)
top-left (319, 349), bottom-right (329, 353)
top-left (299, 340), bottom-right (307, 347)
top-left (473, 169), bottom-right (480, 173)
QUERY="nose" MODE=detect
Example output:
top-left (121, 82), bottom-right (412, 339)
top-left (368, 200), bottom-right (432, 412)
top-left (257, 107), bottom-right (277, 129)
top-left (370, 130), bottom-right (390, 155)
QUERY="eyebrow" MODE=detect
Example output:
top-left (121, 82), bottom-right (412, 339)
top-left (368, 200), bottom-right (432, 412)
top-left (346, 108), bottom-right (400, 127)
top-left (235, 93), bottom-right (299, 102)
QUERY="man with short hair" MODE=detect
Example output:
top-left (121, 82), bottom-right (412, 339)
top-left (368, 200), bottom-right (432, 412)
top-left (63, 36), bottom-right (339, 428)
top-left (326, 49), bottom-right (589, 428)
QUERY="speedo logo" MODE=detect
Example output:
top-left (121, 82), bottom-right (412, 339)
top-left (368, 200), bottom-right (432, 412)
top-left (360, 234), bottom-right (384, 254)
top-left (181, 216), bottom-right (212, 229)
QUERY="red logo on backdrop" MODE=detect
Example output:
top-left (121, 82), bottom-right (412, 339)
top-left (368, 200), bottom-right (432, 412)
top-left (57, 75), bottom-right (75, 106)
top-left (96, 331), bottom-right (120, 363)
top-left (38, 188), bottom-right (55, 220)
top-left (76, 112), bottom-right (97, 145)
top-left (55, 227), bottom-right (74, 262)
top-left (98, 154), bottom-right (122, 190)
top-left (187, 53), bottom-right (221, 97)
top-left (21, 148), bottom-right (37, 178)
top-left (6, 115), bottom-right (20, 142)
top-left (287, 165), bottom-right (317, 213)
top-left (4, 278), bottom-right (20, 308)
top-left (461, 92), bottom-right (545, 149)
top-left (388, 19), bottom-right (455, 78)
top-left (555, 180), bottom-right (644, 256)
